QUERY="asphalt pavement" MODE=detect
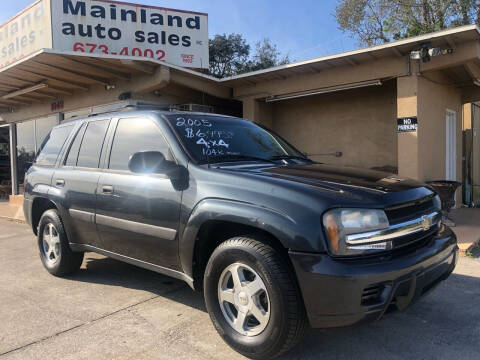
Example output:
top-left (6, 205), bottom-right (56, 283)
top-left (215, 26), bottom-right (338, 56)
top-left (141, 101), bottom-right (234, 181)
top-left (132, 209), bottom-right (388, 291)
top-left (1, 219), bottom-right (479, 360)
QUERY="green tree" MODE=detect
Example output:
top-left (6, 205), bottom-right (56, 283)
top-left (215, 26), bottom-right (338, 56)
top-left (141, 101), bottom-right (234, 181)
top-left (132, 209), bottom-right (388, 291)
top-left (208, 34), bottom-right (289, 78)
top-left (247, 38), bottom-right (290, 72)
top-left (208, 34), bottom-right (250, 78)
top-left (335, 0), bottom-right (480, 46)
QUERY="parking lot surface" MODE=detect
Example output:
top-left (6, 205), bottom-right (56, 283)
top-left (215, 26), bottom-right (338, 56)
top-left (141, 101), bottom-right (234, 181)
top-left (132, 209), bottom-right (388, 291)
top-left (1, 219), bottom-right (479, 360)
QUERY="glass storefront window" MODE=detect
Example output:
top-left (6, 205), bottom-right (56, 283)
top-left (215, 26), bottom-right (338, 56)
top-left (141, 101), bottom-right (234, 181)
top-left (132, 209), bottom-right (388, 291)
top-left (16, 121), bottom-right (35, 193)
top-left (36, 116), bottom-right (59, 150)
top-left (0, 125), bottom-right (10, 200)
top-left (16, 116), bottom-right (59, 193)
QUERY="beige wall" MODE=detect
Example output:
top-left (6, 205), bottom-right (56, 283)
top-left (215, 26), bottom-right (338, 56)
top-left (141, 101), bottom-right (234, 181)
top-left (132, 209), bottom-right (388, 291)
top-left (396, 72), bottom-right (463, 203)
top-left (416, 73), bottom-right (462, 182)
top-left (397, 76), bottom-right (420, 179)
top-left (265, 81), bottom-right (397, 170)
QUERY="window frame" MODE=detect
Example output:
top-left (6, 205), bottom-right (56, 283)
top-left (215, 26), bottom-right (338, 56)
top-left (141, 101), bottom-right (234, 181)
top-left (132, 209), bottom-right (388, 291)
top-left (61, 122), bottom-right (87, 169)
top-left (104, 116), bottom-right (176, 176)
top-left (34, 123), bottom-right (75, 168)
top-left (61, 118), bottom-right (111, 171)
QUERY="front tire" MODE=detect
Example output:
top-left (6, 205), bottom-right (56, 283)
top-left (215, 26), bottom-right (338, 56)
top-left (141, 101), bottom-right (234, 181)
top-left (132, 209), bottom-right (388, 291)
top-left (204, 236), bottom-right (308, 359)
top-left (37, 209), bottom-right (84, 276)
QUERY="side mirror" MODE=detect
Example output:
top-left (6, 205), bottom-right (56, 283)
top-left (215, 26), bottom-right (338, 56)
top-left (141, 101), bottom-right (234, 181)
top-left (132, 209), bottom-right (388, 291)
top-left (128, 151), bottom-right (166, 174)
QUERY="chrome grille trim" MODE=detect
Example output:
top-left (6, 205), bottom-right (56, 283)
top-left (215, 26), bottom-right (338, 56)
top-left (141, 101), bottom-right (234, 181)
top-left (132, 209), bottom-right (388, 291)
top-left (346, 211), bottom-right (441, 245)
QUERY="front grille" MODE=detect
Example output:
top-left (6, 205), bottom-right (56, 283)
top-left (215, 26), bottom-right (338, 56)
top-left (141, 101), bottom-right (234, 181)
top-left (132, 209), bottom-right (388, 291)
top-left (392, 226), bottom-right (438, 249)
top-left (385, 197), bottom-right (435, 224)
top-left (361, 284), bottom-right (385, 306)
top-left (383, 196), bottom-right (440, 253)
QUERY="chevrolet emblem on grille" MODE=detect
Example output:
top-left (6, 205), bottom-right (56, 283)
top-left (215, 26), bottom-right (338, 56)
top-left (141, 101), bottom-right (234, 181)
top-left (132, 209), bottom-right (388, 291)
top-left (421, 215), bottom-right (432, 231)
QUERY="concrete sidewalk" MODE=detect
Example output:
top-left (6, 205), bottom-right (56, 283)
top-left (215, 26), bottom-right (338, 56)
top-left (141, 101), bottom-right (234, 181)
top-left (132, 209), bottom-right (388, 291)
top-left (0, 200), bottom-right (24, 223)
top-left (450, 208), bottom-right (480, 255)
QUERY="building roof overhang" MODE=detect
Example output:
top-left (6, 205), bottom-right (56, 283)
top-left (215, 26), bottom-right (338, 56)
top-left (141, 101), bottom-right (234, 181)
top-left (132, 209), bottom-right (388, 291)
top-left (1, 25), bottom-right (480, 117)
top-left (219, 25), bottom-right (480, 88)
top-left (0, 48), bottom-right (228, 114)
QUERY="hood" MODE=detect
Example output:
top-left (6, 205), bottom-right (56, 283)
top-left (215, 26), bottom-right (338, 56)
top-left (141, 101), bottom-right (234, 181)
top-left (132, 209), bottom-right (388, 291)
top-left (221, 162), bottom-right (433, 206)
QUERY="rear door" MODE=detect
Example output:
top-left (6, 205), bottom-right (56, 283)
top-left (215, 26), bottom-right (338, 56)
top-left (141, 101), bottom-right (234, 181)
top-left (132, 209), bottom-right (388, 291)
top-left (95, 116), bottom-right (182, 268)
top-left (27, 123), bottom-right (75, 198)
top-left (52, 119), bottom-right (111, 248)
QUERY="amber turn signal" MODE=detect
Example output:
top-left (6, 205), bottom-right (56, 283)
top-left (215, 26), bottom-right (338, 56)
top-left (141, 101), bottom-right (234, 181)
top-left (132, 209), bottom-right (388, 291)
top-left (324, 214), bottom-right (339, 252)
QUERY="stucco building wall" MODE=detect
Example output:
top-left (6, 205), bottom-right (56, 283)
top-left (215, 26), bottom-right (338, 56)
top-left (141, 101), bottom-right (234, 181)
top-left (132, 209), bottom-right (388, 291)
top-left (417, 74), bottom-right (462, 182)
top-left (266, 80), bottom-right (398, 170)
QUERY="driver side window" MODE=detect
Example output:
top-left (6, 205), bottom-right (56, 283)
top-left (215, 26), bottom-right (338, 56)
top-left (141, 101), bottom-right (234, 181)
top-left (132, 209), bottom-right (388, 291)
top-left (108, 117), bottom-right (172, 171)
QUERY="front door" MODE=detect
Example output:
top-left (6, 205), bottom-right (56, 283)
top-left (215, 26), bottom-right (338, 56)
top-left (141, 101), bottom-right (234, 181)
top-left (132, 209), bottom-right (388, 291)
top-left (95, 116), bottom-right (182, 269)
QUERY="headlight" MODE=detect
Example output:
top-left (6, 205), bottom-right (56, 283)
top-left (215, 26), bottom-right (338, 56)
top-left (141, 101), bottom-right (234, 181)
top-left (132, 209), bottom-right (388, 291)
top-left (323, 208), bottom-right (390, 256)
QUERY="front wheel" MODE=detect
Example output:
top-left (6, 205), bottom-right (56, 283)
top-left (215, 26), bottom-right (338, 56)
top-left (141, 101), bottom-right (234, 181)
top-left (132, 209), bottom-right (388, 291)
top-left (204, 236), bottom-right (308, 359)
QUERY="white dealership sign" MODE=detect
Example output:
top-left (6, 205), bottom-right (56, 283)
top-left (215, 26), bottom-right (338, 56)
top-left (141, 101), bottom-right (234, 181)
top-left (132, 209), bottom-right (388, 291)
top-left (0, 0), bottom-right (52, 68)
top-left (0, 0), bottom-right (209, 69)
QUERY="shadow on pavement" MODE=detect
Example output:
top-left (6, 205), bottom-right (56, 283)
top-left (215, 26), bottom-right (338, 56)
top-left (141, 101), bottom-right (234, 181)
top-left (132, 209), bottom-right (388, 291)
top-left (66, 255), bottom-right (207, 312)
top-left (65, 254), bottom-right (480, 359)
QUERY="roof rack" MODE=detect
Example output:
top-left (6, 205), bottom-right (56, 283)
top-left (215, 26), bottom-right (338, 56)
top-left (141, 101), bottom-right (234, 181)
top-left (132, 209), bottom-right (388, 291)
top-left (84, 100), bottom-right (172, 118)
top-left (65, 100), bottom-right (216, 121)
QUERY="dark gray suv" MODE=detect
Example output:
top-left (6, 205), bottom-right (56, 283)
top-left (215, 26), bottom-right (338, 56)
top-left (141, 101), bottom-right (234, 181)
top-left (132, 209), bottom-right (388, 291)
top-left (24, 107), bottom-right (458, 359)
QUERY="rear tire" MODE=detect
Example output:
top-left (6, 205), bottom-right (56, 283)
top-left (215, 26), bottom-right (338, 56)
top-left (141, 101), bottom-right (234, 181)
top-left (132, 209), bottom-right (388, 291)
top-left (204, 236), bottom-right (308, 359)
top-left (37, 209), bottom-right (84, 276)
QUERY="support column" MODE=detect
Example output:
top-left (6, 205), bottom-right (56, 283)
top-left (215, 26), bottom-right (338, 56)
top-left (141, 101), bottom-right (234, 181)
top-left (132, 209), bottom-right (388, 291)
top-left (242, 97), bottom-right (273, 127)
top-left (9, 123), bottom-right (18, 196)
top-left (242, 97), bottom-right (257, 121)
top-left (397, 75), bottom-right (420, 180)
top-left (397, 71), bottom-right (462, 202)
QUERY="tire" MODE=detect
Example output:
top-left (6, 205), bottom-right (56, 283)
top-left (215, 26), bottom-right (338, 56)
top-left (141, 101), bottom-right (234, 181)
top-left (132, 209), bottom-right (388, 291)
top-left (204, 236), bottom-right (308, 359)
top-left (37, 209), bottom-right (84, 276)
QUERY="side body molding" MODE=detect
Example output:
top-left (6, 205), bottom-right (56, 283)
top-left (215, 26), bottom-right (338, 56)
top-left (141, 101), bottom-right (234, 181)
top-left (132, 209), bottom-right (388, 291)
top-left (179, 198), bottom-right (300, 280)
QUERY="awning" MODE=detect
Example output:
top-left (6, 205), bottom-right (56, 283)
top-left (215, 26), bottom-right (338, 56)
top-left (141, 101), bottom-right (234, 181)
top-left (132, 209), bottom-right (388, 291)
top-left (220, 25), bottom-right (480, 87)
top-left (0, 48), bottom-right (225, 114)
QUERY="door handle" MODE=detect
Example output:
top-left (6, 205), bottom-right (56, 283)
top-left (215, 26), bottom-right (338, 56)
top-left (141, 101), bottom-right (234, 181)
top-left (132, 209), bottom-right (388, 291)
top-left (102, 185), bottom-right (114, 194)
top-left (55, 179), bottom-right (65, 187)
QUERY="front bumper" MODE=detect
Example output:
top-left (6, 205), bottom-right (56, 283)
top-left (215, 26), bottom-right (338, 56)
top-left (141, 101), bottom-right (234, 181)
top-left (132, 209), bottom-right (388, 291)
top-left (289, 225), bottom-right (458, 328)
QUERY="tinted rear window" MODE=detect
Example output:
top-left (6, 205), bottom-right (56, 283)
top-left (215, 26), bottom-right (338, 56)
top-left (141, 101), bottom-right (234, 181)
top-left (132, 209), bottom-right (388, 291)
top-left (35, 125), bottom-right (74, 166)
top-left (76, 120), bottom-right (110, 168)
top-left (65, 123), bottom-right (86, 167)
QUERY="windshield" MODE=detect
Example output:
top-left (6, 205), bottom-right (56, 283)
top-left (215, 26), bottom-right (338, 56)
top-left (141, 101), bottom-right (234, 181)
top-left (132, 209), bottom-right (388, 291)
top-left (166, 114), bottom-right (307, 164)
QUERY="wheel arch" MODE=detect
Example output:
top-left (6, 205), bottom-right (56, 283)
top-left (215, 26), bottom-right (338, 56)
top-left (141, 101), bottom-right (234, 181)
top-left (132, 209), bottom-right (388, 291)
top-left (179, 199), bottom-right (299, 291)
top-left (31, 196), bottom-right (61, 235)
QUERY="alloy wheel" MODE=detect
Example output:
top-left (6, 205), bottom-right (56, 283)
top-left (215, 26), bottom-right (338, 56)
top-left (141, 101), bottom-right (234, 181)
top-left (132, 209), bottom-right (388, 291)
top-left (42, 223), bottom-right (61, 266)
top-left (217, 262), bottom-right (271, 336)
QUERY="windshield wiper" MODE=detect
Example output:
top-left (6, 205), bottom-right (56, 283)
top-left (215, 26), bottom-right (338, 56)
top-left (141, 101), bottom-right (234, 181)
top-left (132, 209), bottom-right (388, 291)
top-left (269, 155), bottom-right (312, 162)
top-left (208, 154), bottom-right (277, 164)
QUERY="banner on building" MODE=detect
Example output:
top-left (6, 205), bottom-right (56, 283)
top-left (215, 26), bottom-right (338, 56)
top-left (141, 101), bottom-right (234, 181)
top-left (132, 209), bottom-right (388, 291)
top-left (0, 0), bottom-right (209, 69)
top-left (0, 0), bottom-right (52, 69)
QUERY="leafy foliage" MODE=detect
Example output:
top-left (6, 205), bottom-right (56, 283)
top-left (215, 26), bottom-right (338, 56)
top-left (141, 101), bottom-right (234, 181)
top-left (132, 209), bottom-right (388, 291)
top-left (208, 34), bottom-right (251, 79)
top-left (208, 34), bottom-right (289, 78)
top-left (248, 38), bottom-right (290, 72)
top-left (335, 0), bottom-right (480, 46)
